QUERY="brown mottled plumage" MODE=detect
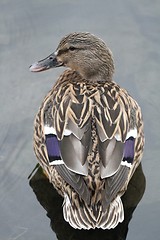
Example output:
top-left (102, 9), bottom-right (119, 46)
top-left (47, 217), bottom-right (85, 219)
top-left (30, 32), bottom-right (144, 229)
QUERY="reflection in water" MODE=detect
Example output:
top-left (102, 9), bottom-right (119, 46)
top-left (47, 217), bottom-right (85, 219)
top-left (29, 163), bottom-right (145, 240)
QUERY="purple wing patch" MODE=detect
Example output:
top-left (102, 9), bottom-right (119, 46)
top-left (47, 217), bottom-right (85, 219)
top-left (122, 137), bottom-right (135, 166)
top-left (45, 134), bottom-right (62, 164)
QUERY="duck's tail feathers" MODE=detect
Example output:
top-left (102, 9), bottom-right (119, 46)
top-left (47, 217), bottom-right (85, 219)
top-left (63, 194), bottom-right (124, 229)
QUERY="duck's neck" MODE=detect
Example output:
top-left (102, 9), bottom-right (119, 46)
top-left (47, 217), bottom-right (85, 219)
top-left (86, 74), bottom-right (113, 83)
top-left (62, 69), bottom-right (113, 85)
top-left (80, 70), bottom-right (113, 83)
top-left (75, 62), bottom-right (113, 83)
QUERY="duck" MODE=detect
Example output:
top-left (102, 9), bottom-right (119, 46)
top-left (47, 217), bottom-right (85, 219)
top-left (30, 32), bottom-right (144, 230)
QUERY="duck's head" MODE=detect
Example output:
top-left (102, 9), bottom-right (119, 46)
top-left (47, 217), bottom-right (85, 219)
top-left (30, 32), bottom-right (115, 82)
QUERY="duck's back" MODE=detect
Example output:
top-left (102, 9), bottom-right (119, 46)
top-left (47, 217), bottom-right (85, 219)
top-left (33, 69), bottom-right (144, 229)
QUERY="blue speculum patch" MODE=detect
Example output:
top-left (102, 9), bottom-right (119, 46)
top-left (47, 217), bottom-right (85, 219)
top-left (45, 134), bottom-right (62, 163)
top-left (122, 137), bottom-right (135, 165)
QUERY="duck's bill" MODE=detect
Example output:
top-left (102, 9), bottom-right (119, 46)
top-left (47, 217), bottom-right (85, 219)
top-left (29, 53), bottom-right (63, 72)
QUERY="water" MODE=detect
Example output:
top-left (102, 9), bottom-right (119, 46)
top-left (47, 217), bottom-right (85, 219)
top-left (0, 0), bottom-right (160, 239)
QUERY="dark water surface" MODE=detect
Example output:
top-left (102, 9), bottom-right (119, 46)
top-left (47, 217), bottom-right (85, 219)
top-left (0, 0), bottom-right (160, 239)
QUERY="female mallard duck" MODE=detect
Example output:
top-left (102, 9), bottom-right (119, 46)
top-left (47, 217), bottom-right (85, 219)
top-left (30, 32), bottom-right (144, 229)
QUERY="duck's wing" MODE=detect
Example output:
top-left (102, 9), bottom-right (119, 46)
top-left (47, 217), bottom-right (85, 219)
top-left (43, 121), bottom-right (91, 204)
top-left (92, 83), bottom-right (144, 208)
top-left (35, 78), bottom-right (93, 203)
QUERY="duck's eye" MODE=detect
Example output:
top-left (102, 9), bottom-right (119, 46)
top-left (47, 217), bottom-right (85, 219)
top-left (69, 46), bottom-right (76, 51)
